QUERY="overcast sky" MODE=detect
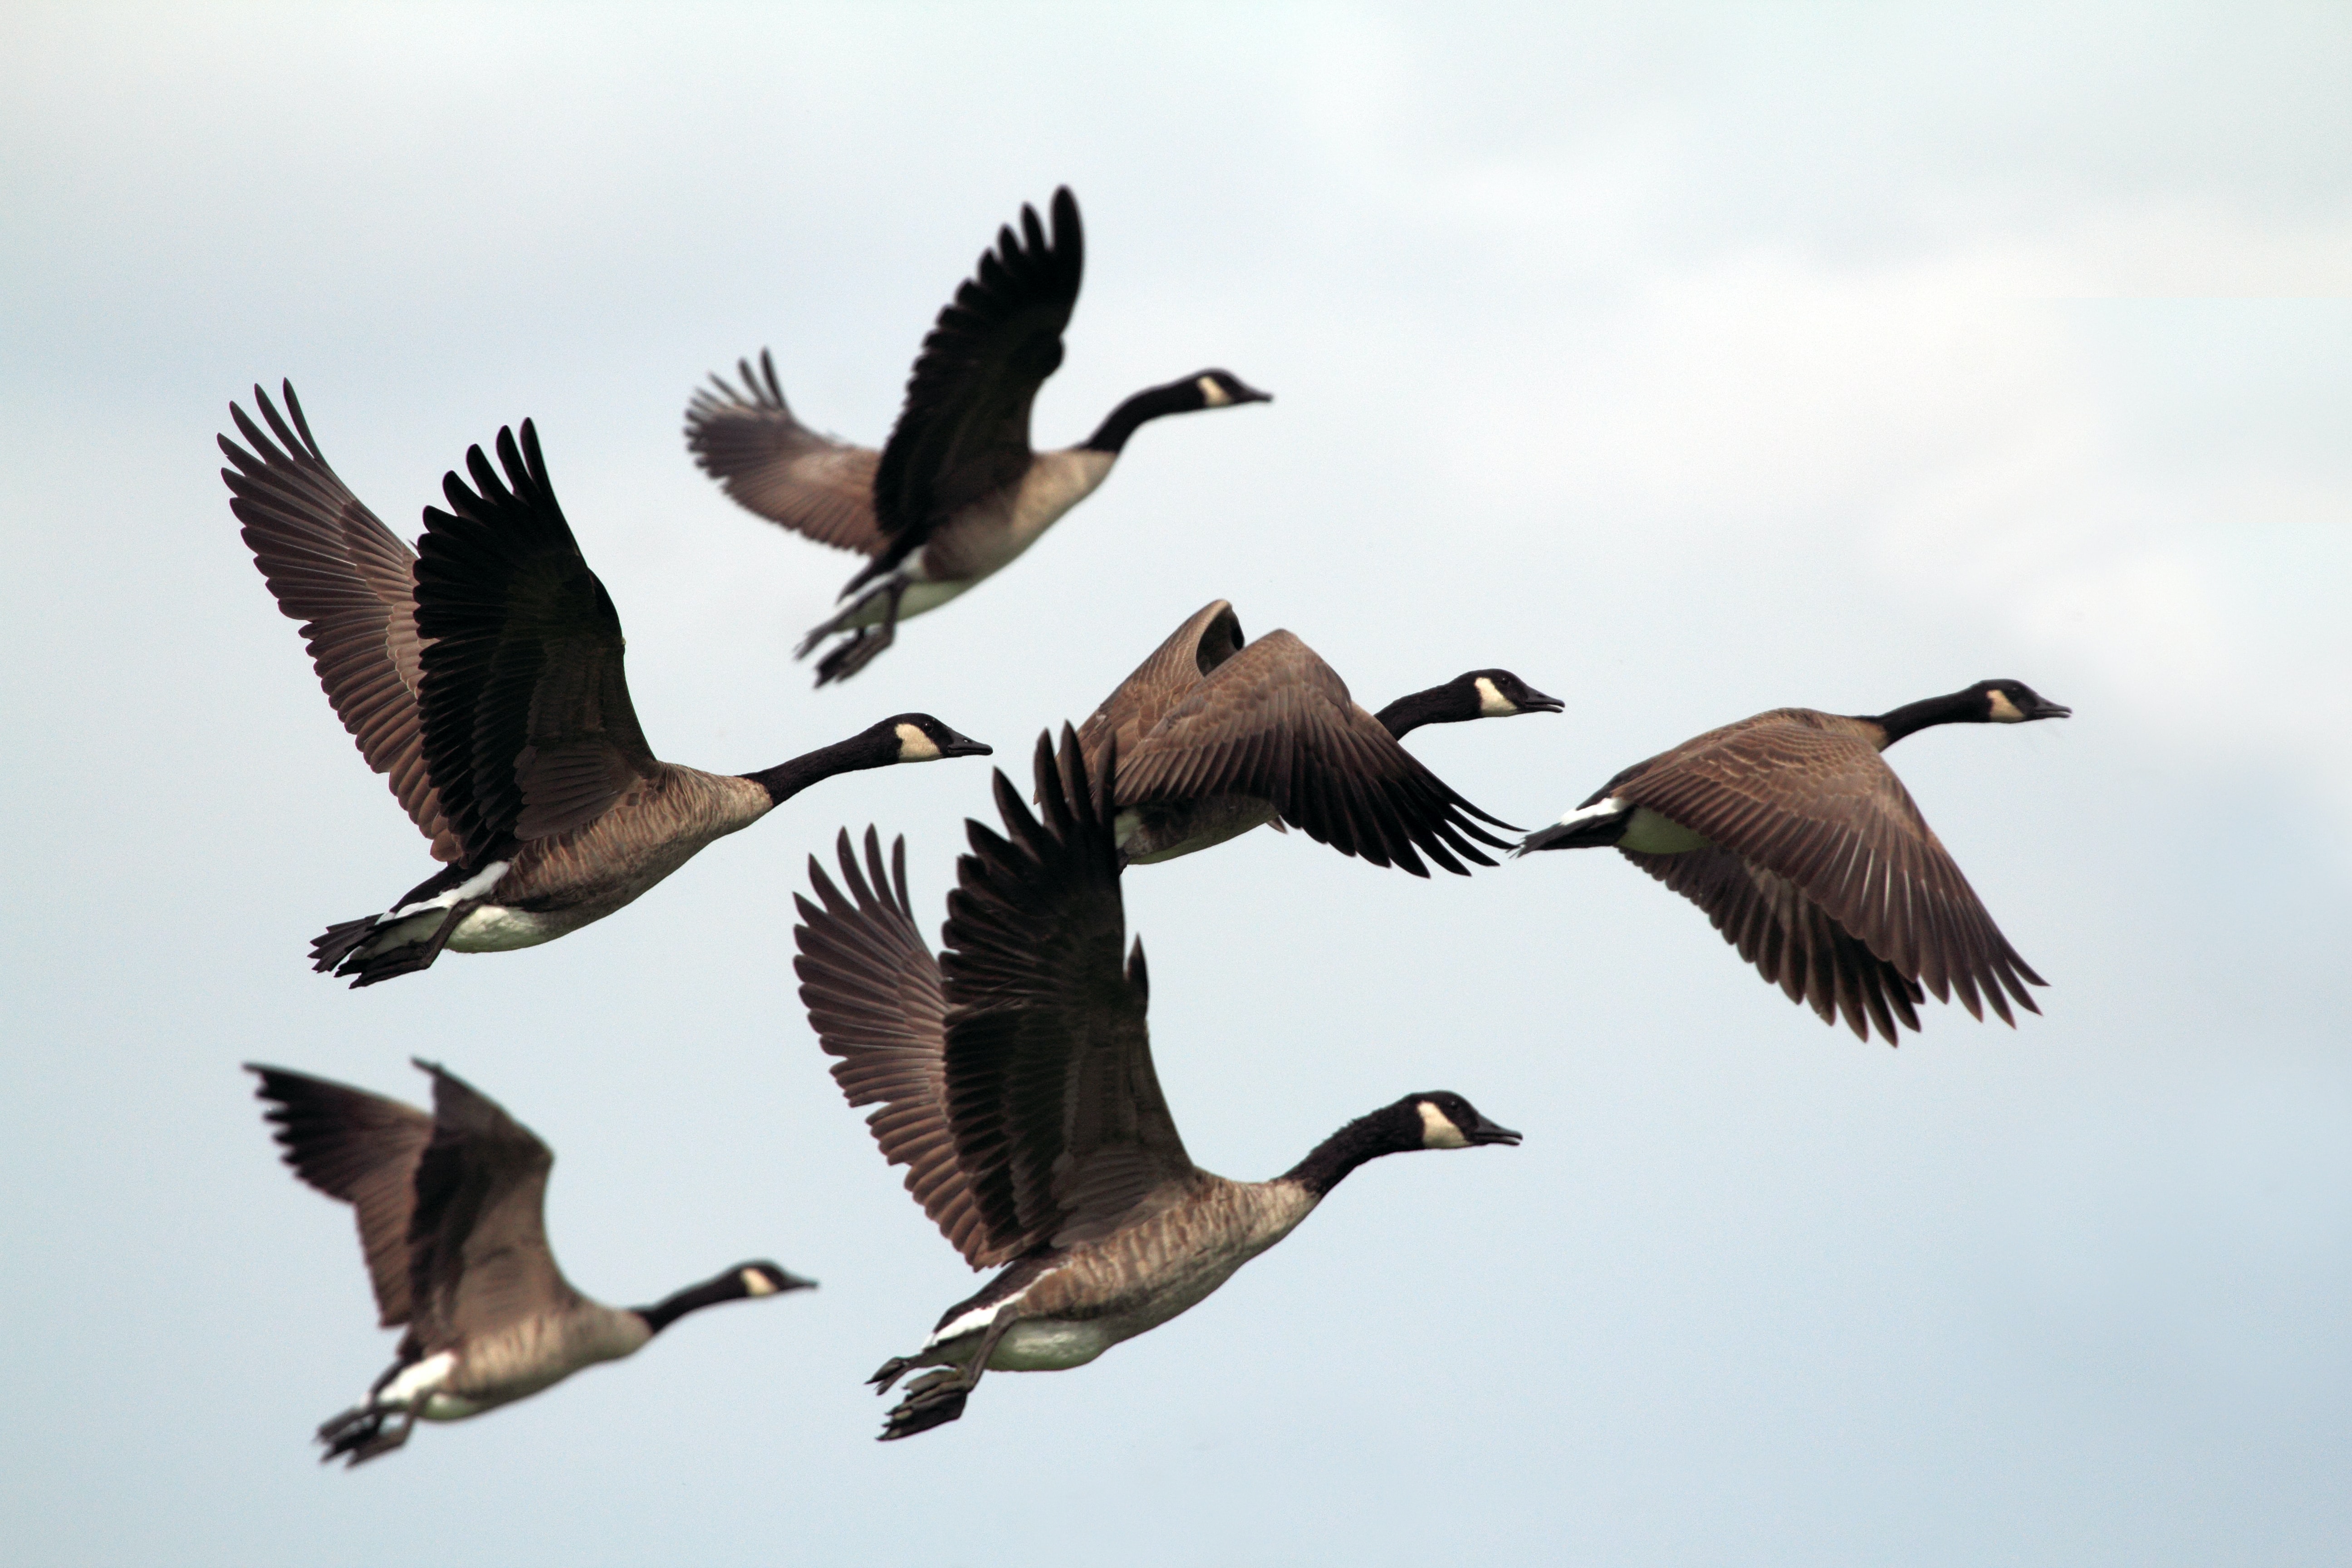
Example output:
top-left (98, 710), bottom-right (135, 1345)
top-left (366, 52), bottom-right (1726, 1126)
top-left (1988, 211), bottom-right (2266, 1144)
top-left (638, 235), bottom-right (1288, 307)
top-left (3, 5), bottom-right (2348, 1565)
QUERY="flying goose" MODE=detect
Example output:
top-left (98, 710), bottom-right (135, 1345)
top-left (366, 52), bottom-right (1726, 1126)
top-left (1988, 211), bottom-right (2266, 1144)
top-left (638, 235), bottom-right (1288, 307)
top-left (1516, 679), bottom-right (2072, 1043)
top-left (1074, 599), bottom-right (1556, 874)
top-left (220, 383), bottom-right (990, 986)
top-left (684, 187), bottom-right (1271, 686)
top-left (792, 730), bottom-right (1521, 1439)
top-left (247, 1060), bottom-right (813, 1466)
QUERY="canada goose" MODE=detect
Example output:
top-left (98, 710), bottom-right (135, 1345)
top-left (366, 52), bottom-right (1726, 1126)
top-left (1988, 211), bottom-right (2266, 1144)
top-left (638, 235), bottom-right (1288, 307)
top-left (220, 384), bottom-right (991, 986)
top-left (684, 187), bottom-right (1271, 686)
top-left (247, 1060), bottom-right (813, 1466)
top-left (1516, 679), bottom-right (2072, 1044)
top-left (1075, 600), bottom-right (1556, 874)
top-left (792, 730), bottom-right (1521, 1440)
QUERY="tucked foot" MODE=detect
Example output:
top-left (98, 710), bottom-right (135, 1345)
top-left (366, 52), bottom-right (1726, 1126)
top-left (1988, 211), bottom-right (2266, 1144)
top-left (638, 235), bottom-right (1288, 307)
top-left (878, 1367), bottom-right (974, 1441)
top-left (812, 625), bottom-right (896, 686)
top-left (315, 1403), bottom-right (414, 1467)
top-left (309, 900), bottom-right (473, 987)
top-left (868, 1355), bottom-right (919, 1396)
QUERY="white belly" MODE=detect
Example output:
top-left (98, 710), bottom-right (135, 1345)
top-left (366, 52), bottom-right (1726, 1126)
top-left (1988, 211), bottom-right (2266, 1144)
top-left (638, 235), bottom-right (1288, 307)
top-left (842, 574), bottom-right (975, 629)
top-left (1620, 805), bottom-right (1712, 854)
top-left (447, 904), bottom-right (573, 952)
top-left (989, 1318), bottom-right (1120, 1372)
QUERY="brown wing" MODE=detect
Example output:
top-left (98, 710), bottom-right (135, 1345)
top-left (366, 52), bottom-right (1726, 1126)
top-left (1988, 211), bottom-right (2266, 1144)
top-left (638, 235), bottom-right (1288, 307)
top-left (684, 349), bottom-right (887, 556)
top-left (220, 384), bottom-right (461, 862)
top-left (413, 422), bottom-right (658, 862)
top-left (1114, 631), bottom-right (1514, 877)
top-left (402, 1061), bottom-right (577, 1346)
top-left (1074, 599), bottom-right (1247, 777)
top-left (793, 828), bottom-right (995, 1269)
top-left (939, 730), bottom-right (1192, 1261)
top-left (247, 1064), bottom-right (435, 1328)
top-left (1621, 846), bottom-right (1928, 1044)
top-left (1613, 711), bottom-right (2045, 1033)
top-left (870, 188), bottom-right (1083, 561)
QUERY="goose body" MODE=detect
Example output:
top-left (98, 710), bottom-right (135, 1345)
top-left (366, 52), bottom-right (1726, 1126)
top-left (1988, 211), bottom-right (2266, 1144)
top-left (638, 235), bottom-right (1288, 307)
top-left (220, 385), bottom-right (990, 985)
top-left (1517, 679), bottom-right (2072, 1043)
top-left (247, 1060), bottom-right (812, 1465)
top-left (1078, 600), bottom-right (1558, 874)
top-left (792, 731), bottom-right (1520, 1439)
top-left (685, 188), bottom-right (1270, 685)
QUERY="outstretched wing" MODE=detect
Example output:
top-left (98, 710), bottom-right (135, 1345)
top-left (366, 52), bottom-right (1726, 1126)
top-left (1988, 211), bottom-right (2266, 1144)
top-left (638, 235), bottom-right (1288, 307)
top-left (1621, 846), bottom-right (1929, 1044)
top-left (402, 1060), bottom-right (576, 1345)
top-left (684, 349), bottom-right (887, 557)
top-left (249, 1064), bottom-right (436, 1327)
top-left (1114, 631), bottom-right (1514, 877)
top-left (1613, 713), bottom-right (2045, 1033)
top-left (794, 828), bottom-right (996, 1268)
top-left (414, 422), bottom-right (657, 862)
top-left (870, 187), bottom-right (1084, 558)
top-left (220, 384), bottom-right (461, 861)
top-left (941, 729), bottom-right (1192, 1259)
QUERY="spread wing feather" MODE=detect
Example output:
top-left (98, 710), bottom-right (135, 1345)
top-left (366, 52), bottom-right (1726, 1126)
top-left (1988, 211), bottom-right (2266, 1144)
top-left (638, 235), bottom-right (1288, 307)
top-left (939, 730), bottom-right (1192, 1258)
top-left (248, 1064), bottom-right (435, 1328)
top-left (865, 188), bottom-right (1084, 573)
top-left (685, 349), bottom-right (887, 556)
top-left (1113, 631), bottom-right (1513, 877)
top-left (402, 1061), bottom-right (576, 1346)
top-left (220, 384), bottom-right (461, 861)
top-left (413, 423), bottom-right (657, 862)
top-left (794, 828), bottom-right (998, 1268)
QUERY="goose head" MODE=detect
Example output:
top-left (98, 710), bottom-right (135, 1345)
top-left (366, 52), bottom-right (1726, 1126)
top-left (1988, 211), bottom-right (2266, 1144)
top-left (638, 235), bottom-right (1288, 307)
top-left (1182, 369), bottom-right (1273, 411)
top-left (1457, 669), bottom-right (1563, 720)
top-left (734, 1261), bottom-right (819, 1298)
top-left (1971, 680), bottom-right (2072, 724)
top-left (881, 715), bottom-right (995, 764)
top-left (1403, 1091), bottom-right (1523, 1151)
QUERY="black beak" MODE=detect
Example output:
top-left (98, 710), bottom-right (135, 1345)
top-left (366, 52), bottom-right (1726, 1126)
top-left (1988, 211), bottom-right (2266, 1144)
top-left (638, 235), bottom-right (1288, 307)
top-left (1515, 687), bottom-right (1565, 715)
top-left (939, 730), bottom-right (994, 758)
top-left (778, 1272), bottom-right (820, 1292)
top-left (1230, 379), bottom-right (1273, 405)
top-left (1469, 1120), bottom-right (1524, 1147)
top-left (2028, 697), bottom-right (2073, 720)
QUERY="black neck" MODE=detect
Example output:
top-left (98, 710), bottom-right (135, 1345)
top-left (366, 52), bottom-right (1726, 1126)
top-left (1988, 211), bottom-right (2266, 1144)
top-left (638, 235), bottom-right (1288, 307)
top-left (741, 731), bottom-right (892, 806)
top-left (1282, 1106), bottom-right (1415, 1200)
top-left (632, 1271), bottom-right (746, 1336)
top-left (1373, 683), bottom-right (1472, 740)
top-left (1865, 689), bottom-right (1984, 748)
top-left (1082, 382), bottom-right (1196, 455)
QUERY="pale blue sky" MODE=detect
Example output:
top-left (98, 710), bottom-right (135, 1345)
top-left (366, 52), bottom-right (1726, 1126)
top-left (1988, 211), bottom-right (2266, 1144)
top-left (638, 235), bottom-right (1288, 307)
top-left (2, 5), bottom-right (2347, 1564)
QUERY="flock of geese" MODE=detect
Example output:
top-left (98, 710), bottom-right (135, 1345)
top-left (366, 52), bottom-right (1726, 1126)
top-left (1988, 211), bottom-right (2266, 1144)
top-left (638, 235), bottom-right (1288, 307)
top-left (222, 187), bottom-right (2069, 1460)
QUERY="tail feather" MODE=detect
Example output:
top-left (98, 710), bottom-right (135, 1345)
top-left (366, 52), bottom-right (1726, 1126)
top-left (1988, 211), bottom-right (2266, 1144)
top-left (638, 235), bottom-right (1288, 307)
top-left (1515, 813), bottom-right (1628, 856)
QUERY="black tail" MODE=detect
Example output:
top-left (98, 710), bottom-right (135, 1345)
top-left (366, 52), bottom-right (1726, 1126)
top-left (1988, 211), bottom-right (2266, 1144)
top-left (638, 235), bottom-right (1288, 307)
top-left (1515, 811), bottom-right (1628, 856)
top-left (315, 1403), bottom-right (413, 1467)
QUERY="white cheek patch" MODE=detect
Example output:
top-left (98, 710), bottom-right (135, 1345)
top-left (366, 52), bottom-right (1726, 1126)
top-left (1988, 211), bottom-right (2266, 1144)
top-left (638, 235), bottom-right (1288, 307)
top-left (894, 722), bottom-right (943, 763)
top-left (742, 1269), bottom-right (780, 1297)
top-left (1474, 676), bottom-right (1515, 717)
top-left (1418, 1102), bottom-right (1470, 1149)
top-left (1986, 689), bottom-right (2026, 722)
top-left (1196, 375), bottom-right (1232, 408)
